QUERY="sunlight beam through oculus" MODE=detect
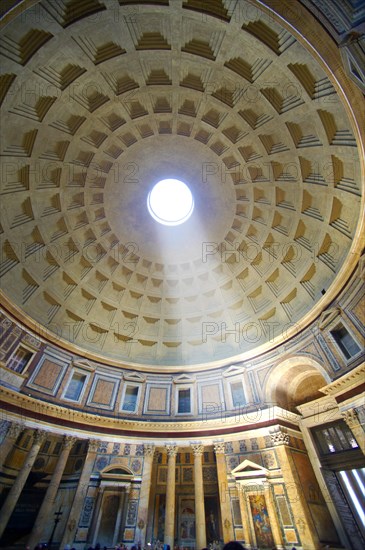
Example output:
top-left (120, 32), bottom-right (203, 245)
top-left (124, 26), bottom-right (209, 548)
top-left (147, 179), bottom-right (194, 226)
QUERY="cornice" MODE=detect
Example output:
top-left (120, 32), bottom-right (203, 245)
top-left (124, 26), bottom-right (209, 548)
top-left (319, 363), bottom-right (365, 397)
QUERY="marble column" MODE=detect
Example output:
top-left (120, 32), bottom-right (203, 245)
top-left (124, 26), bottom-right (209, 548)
top-left (60, 438), bottom-right (100, 549)
top-left (0, 422), bottom-right (23, 471)
top-left (136, 444), bottom-right (155, 546)
top-left (263, 483), bottom-right (285, 550)
top-left (0, 429), bottom-right (46, 538)
top-left (342, 408), bottom-right (365, 454)
top-left (213, 442), bottom-right (234, 542)
top-left (271, 428), bottom-right (321, 549)
top-left (192, 444), bottom-right (206, 549)
top-left (236, 484), bottom-right (252, 549)
top-left (28, 435), bottom-right (76, 548)
top-left (164, 445), bottom-right (177, 548)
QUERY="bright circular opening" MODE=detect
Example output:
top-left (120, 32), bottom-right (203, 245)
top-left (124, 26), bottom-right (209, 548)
top-left (147, 179), bottom-right (194, 226)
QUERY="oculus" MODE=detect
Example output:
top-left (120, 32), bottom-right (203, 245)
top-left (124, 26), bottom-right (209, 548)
top-left (147, 179), bottom-right (194, 226)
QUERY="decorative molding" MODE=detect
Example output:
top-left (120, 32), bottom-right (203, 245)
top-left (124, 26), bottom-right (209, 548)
top-left (320, 364), bottom-right (365, 397)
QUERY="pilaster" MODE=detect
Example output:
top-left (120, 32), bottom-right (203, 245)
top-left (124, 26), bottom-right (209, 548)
top-left (271, 428), bottom-right (321, 549)
top-left (213, 442), bottom-right (234, 542)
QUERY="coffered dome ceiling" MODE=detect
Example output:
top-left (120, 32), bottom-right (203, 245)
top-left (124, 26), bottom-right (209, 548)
top-left (0, 0), bottom-right (363, 368)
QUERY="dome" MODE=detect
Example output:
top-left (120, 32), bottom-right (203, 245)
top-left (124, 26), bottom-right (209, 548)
top-left (0, 0), bottom-right (363, 370)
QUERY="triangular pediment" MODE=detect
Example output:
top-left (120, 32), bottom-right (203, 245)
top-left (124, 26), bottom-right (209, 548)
top-left (72, 359), bottom-right (95, 371)
top-left (173, 374), bottom-right (195, 384)
top-left (318, 307), bottom-right (341, 330)
top-left (231, 459), bottom-right (269, 479)
top-left (123, 371), bottom-right (145, 382)
top-left (223, 364), bottom-right (245, 377)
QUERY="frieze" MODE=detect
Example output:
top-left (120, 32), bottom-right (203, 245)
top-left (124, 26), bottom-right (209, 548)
top-left (112, 442), bottom-right (121, 455)
top-left (98, 441), bottom-right (108, 454)
top-left (124, 443), bottom-right (131, 455)
top-left (239, 440), bottom-right (247, 452)
top-left (135, 444), bottom-right (144, 456)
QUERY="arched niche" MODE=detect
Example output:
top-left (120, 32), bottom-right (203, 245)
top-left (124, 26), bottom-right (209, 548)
top-left (264, 356), bottom-right (330, 412)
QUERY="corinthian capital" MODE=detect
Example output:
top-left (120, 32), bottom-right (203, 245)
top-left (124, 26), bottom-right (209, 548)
top-left (166, 444), bottom-right (178, 458)
top-left (191, 444), bottom-right (204, 456)
top-left (7, 422), bottom-right (23, 440)
top-left (62, 435), bottom-right (77, 450)
top-left (33, 429), bottom-right (47, 445)
top-left (213, 442), bottom-right (226, 454)
top-left (88, 439), bottom-right (101, 453)
top-left (144, 444), bottom-right (155, 457)
top-left (342, 408), bottom-right (359, 429)
top-left (270, 427), bottom-right (289, 446)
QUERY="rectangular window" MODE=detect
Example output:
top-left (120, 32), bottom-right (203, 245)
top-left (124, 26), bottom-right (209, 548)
top-left (311, 420), bottom-right (359, 455)
top-left (64, 372), bottom-right (87, 401)
top-left (122, 386), bottom-right (139, 412)
top-left (231, 381), bottom-right (246, 407)
top-left (331, 324), bottom-right (361, 359)
top-left (178, 388), bottom-right (191, 413)
top-left (7, 345), bottom-right (34, 373)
